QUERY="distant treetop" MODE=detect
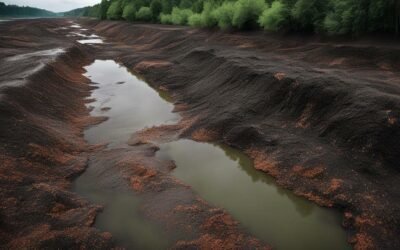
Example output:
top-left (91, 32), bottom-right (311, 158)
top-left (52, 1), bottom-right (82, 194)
top-left (65, 0), bottom-right (400, 36)
top-left (0, 1), bottom-right (56, 17)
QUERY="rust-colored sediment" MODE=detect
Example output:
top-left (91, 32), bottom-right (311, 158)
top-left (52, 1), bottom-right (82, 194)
top-left (2, 17), bottom-right (400, 249)
top-left (0, 19), bottom-right (112, 248)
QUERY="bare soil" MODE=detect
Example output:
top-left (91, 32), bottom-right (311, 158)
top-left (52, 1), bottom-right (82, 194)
top-left (1, 18), bottom-right (399, 249)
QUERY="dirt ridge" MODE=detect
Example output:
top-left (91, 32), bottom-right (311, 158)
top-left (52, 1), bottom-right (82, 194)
top-left (81, 19), bottom-right (400, 249)
top-left (0, 19), bottom-right (115, 248)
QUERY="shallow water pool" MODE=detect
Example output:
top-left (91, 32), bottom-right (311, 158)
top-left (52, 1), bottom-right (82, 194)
top-left (156, 140), bottom-right (350, 250)
top-left (75, 59), bottom-right (350, 250)
top-left (83, 60), bottom-right (179, 148)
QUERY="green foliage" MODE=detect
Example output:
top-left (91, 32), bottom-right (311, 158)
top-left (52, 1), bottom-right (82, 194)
top-left (258, 1), bottom-right (288, 31)
top-left (160, 13), bottom-right (172, 24)
top-left (198, 2), bottom-right (218, 27)
top-left (161, 0), bottom-right (172, 14)
top-left (136, 6), bottom-right (152, 21)
top-left (107, 0), bottom-right (123, 20)
top-left (160, 7), bottom-right (193, 25)
top-left (122, 3), bottom-right (136, 21)
top-left (78, 0), bottom-right (400, 36)
top-left (322, 0), bottom-right (365, 35)
top-left (323, 0), bottom-right (400, 35)
top-left (212, 2), bottom-right (235, 29)
top-left (87, 4), bottom-right (101, 17)
top-left (291, 0), bottom-right (327, 32)
top-left (231, 0), bottom-right (268, 29)
top-left (172, 7), bottom-right (193, 25)
top-left (192, 0), bottom-right (204, 13)
top-left (100, 0), bottom-right (111, 20)
top-left (0, 1), bottom-right (56, 17)
top-left (150, 0), bottom-right (162, 20)
top-left (188, 13), bottom-right (203, 26)
top-left (179, 0), bottom-right (192, 9)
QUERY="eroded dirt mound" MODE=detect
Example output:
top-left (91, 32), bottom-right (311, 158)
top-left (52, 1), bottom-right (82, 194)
top-left (80, 19), bottom-right (400, 249)
top-left (0, 19), bottom-right (114, 248)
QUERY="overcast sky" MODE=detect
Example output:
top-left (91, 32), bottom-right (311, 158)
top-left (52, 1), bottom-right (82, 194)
top-left (3, 0), bottom-right (100, 12)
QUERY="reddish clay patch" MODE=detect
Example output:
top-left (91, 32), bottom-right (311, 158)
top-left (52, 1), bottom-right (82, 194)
top-left (292, 165), bottom-right (325, 179)
top-left (246, 148), bottom-right (279, 177)
top-left (274, 72), bottom-right (286, 80)
top-left (134, 60), bottom-right (172, 72)
top-left (191, 128), bottom-right (219, 142)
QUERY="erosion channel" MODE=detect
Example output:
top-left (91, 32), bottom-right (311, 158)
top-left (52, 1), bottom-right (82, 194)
top-left (73, 59), bottom-right (350, 249)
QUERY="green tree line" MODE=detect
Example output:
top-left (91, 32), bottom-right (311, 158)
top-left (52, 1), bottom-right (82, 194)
top-left (0, 2), bottom-right (56, 17)
top-left (70, 0), bottom-right (400, 35)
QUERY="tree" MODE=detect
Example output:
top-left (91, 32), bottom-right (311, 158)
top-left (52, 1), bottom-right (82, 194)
top-left (291, 0), bottom-right (328, 32)
top-left (122, 3), bottom-right (136, 21)
top-left (79, 0), bottom-right (400, 36)
top-left (192, 0), bottom-right (203, 13)
top-left (259, 0), bottom-right (289, 31)
top-left (323, 0), bottom-right (368, 35)
top-left (212, 2), bottom-right (235, 30)
top-left (179, 0), bottom-right (192, 9)
top-left (0, 1), bottom-right (56, 17)
top-left (170, 7), bottom-right (193, 25)
top-left (100, 0), bottom-right (110, 20)
top-left (150, 0), bottom-right (162, 21)
top-left (199, 2), bottom-right (218, 27)
top-left (107, 0), bottom-right (123, 20)
top-left (136, 6), bottom-right (152, 21)
top-left (232, 0), bottom-right (268, 29)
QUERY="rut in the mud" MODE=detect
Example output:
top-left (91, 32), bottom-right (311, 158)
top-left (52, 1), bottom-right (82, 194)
top-left (74, 59), bottom-right (349, 249)
top-left (73, 59), bottom-right (177, 249)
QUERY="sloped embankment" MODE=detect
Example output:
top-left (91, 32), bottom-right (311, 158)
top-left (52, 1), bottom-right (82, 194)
top-left (84, 20), bottom-right (400, 249)
top-left (0, 20), bottom-right (114, 248)
top-left (0, 19), bottom-right (271, 249)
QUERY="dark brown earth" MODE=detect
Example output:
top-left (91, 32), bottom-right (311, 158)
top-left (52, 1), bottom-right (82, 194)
top-left (0, 19), bottom-right (268, 249)
top-left (1, 18), bottom-right (400, 249)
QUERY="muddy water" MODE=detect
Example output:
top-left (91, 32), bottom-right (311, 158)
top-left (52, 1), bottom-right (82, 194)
top-left (74, 168), bottom-right (170, 249)
top-left (73, 60), bottom-right (178, 249)
top-left (68, 22), bottom-right (103, 44)
top-left (157, 140), bottom-right (350, 250)
top-left (74, 59), bottom-right (349, 249)
top-left (83, 60), bottom-right (179, 148)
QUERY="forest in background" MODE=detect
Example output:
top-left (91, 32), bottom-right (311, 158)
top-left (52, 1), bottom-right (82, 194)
top-left (0, 2), bottom-right (56, 17)
top-left (65, 0), bottom-right (400, 36)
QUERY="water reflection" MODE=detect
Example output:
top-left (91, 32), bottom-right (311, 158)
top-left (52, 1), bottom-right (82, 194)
top-left (78, 39), bottom-right (104, 44)
top-left (83, 60), bottom-right (179, 148)
top-left (74, 59), bottom-right (180, 249)
top-left (76, 59), bottom-right (349, 250)
top-left (158, 140), bottom-right (350, 250)
top-left (220, 143), bottom-right (315, 217)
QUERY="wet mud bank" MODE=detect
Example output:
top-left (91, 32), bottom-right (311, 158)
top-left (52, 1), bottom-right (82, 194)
top-left (74, 59), bottom-right (348, 249)
top-left (0, 19), bottom-right (269, 249)
top-left (0, 20), bottom-right (114, 248)
top-left (0, 18), bottom-right (399, 249)
top-left (80, 20), bottom-right (400, 249)
top-left (73, 59), bottom-right (269, 249)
